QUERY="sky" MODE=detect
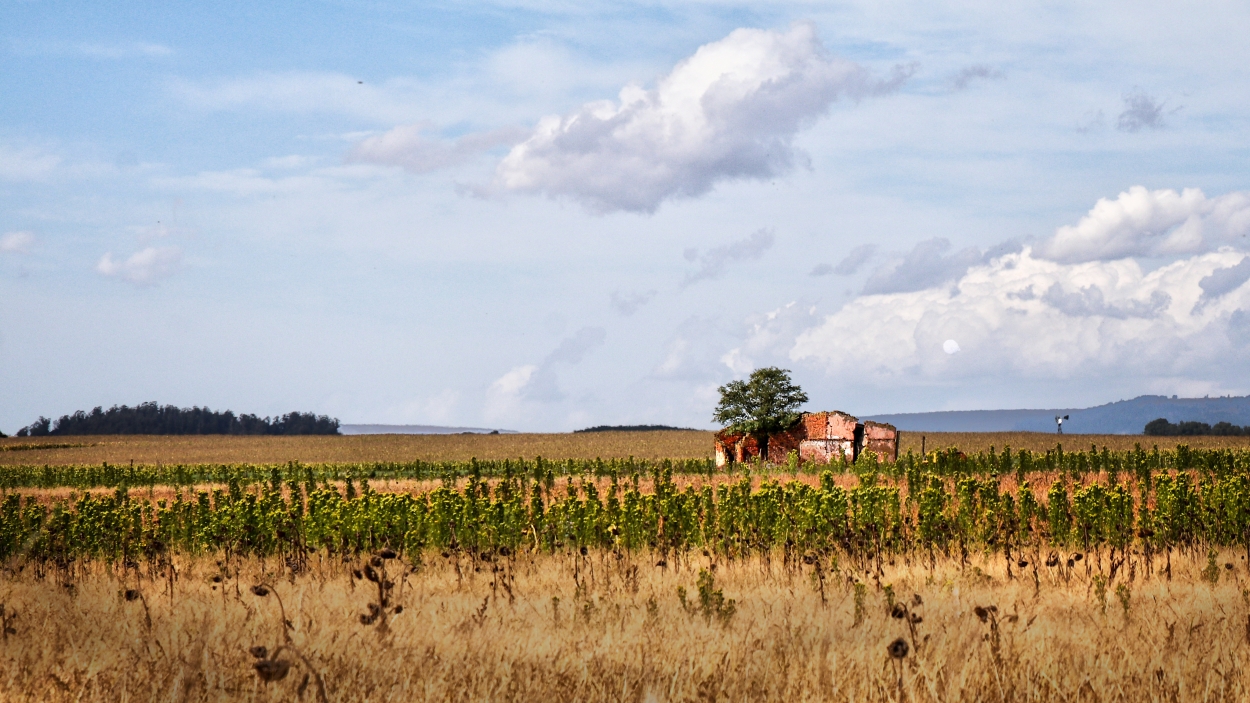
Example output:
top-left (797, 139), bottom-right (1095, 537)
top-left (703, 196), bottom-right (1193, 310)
top-left (2, 1), bottom-right (1249, 433)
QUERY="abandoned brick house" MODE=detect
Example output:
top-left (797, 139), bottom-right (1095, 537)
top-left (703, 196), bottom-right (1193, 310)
top-left (714, 411), bottom-right (900, 467)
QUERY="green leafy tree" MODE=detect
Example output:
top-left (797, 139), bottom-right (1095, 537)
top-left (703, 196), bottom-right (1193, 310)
top-left (712, 367), bottom-right (809, 457)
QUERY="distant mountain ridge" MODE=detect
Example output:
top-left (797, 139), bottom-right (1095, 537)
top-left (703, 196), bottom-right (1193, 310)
top-left (866, 395), bottom-right (1250, 434)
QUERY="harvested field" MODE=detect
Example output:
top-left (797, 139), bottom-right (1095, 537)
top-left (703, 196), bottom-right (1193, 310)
top-left (0, 550), bottom-right (1245, 702)
top-left (1, 437), bottom-right (1248, 701)
top-left (5, 430), bottom-right (1250, 467)
top-left (0, 431), bottom-right (714, 466)
top-left (898, 431), bottom-right (1250, 454)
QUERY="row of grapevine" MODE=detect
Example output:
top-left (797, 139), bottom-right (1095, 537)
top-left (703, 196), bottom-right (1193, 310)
top-left (0, 457), bottom-right (715, 490)
top-left (3, 458), bottom-right (1250, 565)
top-left (3, 443), bottom-right (1250, 490)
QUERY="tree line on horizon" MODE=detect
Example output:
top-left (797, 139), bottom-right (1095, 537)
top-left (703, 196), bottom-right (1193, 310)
top-left (9, 402), bottom-right (339, 437)
top-left (1144, 417), bottom-right (1250, 436)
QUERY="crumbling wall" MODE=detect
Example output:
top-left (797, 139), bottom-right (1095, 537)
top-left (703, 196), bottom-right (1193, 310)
top-left (802, 411), bottom-right (859, 442)
top-left (713, 431), bottom-right (742, 468)
top-left (765, 422), bottom-right (806, 463)
top-left (861, 421), bottom-right (900, 462)
top-left (735, 435), bottom-right (761, 463)
top-left (714, 411), bottom-right (901, 468)
top-left (799, 411), bottom-right (857, 465)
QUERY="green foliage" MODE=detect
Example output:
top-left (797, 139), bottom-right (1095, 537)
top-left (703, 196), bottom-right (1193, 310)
top-left (15, 402), bottom-right (338, 437)
top-left (1093, 574), bottom-right (1107, 614)
top-left (853, 582), bottom-right (867, 627)
top-left (1047, 481), bottom-right (1071, 545)
top-left (5, 444), bottom-right (1250, 572)
top-left (695, 569), bottom-right (736, 625)
top-left (712, 367), bottom-right (808, 437)
top-left (1146, 418), bottom-right (1249, 436)
top-left (1203, 550), bottom-right (1221, 585)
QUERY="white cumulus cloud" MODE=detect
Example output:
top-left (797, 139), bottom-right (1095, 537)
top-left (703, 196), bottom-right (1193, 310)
top-left (0, 144), bottom-right (62, 182)
top-left (792, 247), bottom-right (1250, 385)
top-left (1037, 186), bottom-right (1250, 263)
top-left (96, 247), bottom-right (182, 285)
top-left (484, 327), bottom-right (607, 421)
top-left (348, 123), bottom-right (527, 173)
top-left (494, 22), bottom-right (913, 213)
top-left (1, 231), bottom-right (35, 254)
top-left (484, 365), bottom-right (538, 423)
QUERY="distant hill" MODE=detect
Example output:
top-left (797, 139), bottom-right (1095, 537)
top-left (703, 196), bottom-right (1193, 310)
top-left (340, 424), bottom-right (518, 435)
top-left (574, 424), bottom-right (700, 433)
top-left (866, 395), bottom-right (1250, 434)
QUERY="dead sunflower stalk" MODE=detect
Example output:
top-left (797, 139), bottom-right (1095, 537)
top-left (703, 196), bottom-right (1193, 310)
top-left (248, 583), bottom-right (328, 702)
top-left (354, 549), bottom-right (404, 635)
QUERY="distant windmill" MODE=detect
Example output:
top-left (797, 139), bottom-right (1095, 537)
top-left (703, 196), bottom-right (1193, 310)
top-left (1055, 415), bottom-right (1070, 434)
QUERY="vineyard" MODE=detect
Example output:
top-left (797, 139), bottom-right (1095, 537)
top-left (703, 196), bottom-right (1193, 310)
top-left (3, 444), bottom-right (1250, 701)
top-left (2, 444), bottom-right (1250, 565)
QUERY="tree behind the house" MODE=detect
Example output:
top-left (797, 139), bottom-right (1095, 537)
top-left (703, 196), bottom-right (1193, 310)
top-left (712, 367), bottom-right (808, 458)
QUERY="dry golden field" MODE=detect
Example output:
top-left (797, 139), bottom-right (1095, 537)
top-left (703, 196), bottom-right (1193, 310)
top-left (1, 548), bottom-right (1246, 702)
top-left (4, 430), bottom-right (1250, 467)
top-left (3, 431), bottom-right (1250, 701)
top-left (899, 431), bottom-right (1250, 454)
top-left (0, 431), bottom-right (713, 466)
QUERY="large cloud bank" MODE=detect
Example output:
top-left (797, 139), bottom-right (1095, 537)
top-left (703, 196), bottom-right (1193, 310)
top-left (788, 187), bottom-right (1250, 389)
top-left (495, 23), bottom-right (911, 213)
top-left (1037, 186), bottom-right (1250, 263)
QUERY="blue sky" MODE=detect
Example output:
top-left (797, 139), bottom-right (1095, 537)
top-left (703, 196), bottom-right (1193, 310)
top-left (3, 0), bottom-right (1249, 432)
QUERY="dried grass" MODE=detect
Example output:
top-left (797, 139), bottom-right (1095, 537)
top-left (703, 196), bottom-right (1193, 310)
top-left (1, 548), bottom-right (1246, 701)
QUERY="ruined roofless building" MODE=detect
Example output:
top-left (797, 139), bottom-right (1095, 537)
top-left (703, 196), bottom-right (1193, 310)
top-left (713, 411), bottom-right (900, 467)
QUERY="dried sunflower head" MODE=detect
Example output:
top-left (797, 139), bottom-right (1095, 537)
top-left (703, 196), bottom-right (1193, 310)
top-left (254, 658), bottom-right (291, 682)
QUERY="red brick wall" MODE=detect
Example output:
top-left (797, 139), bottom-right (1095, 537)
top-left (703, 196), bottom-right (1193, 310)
top-left (861, 421), bottom-right (900, 462)
top-left (766, 422), bottom-right (806, 463)
top-left (714, 431), bottom-right (744, 468)
top-left (714, 412), bottom-right (892, 466)
top-left (736, 435), bottom-right (761, 463)
top-left (803, 411), bottom-right (859, 441)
